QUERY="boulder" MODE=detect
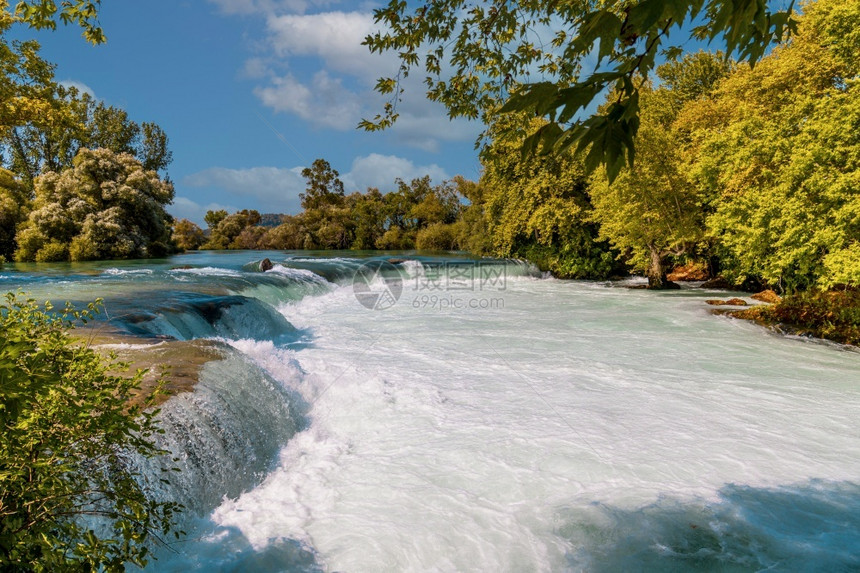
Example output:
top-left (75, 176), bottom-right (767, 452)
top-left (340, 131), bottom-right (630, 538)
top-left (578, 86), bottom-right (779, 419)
top-left (667, 262), bottom-right (710, 281)
top-left (700, 276), bottom-right (733, 289)
top-left (751, 289), bottom-right (781, 304)
top-left (705, 298), bottom-right (748, 306)
top-left (259, 258), bottom-right (273, 272)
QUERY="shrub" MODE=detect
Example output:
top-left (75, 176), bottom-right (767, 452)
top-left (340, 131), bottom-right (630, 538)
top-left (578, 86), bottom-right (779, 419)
top-left (415, 222), bottom-right (460, 251)
top-left (0, 293), bottom-right (180, 570)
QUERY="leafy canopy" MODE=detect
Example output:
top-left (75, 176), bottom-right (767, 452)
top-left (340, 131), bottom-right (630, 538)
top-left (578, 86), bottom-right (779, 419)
top-left (3, 0), bottom-right (105, 44)
top-left (363, 0), bottom-right (796, 180)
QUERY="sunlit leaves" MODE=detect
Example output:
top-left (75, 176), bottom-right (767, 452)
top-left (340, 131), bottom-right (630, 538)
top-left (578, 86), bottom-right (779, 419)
top-left (15, 148), bottom-right (175, 262)
top-left (363, 0), bottom-right (797, 178)
top-left (0, 293), bottom-right (180, 570)
top-left (687, 0), bottom-right (860, 291)
top-left (7, 0), bottom-right (105, 43)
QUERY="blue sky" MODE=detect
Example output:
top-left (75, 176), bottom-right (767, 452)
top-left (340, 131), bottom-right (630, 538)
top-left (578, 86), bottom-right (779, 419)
top-left (28, 0), bottom-right (485, 225)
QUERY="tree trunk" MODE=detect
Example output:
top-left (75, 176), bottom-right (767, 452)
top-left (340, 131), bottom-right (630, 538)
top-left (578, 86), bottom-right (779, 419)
top-left (646, 243), bottom-right (669, 289)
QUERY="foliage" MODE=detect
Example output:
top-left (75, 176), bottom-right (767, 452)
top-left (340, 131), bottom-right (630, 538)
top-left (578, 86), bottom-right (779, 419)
top-left (0, 8), bottom-right (58, 140)
top-left (2, 0), bottom-right (105, 43)
top-left (171, 219), bottom-right (205, 252)
top-left (3, 84), bottom-right (174, 189)
top-left (0, 293), bottom-right (180, 570)
top-left (0, 168), bottom-right (26, 260)
top-left (363, 0), bottom-right (796, 179)
top-left (689, 0), bottom-right (860, 292)
top-left (202, 209), bottom-right (261, 250)
top-left (415, 222), bottom-right (461, 251)
top-left (194, 162), bottom-right (467, 253)
top-left (479, 114), bottom-right (616, 279)
top-left (15, 148), bottom-right (175, 262)
top-left (300, 159), bottom-right (344, 211)
top-left (744, 289), bottom-right (860, 346)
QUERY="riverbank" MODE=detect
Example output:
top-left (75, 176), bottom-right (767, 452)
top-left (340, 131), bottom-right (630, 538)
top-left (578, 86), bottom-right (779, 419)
top-left (725, 290), bottom-right (860, 347)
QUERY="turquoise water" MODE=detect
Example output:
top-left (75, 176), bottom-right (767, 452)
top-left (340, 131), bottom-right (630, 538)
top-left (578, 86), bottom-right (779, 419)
top-left (3, 252), bottom-right (859, 571)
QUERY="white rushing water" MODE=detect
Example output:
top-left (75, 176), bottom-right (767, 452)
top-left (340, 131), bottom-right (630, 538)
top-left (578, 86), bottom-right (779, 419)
top-left (156, 270), bottom-right (860, 572)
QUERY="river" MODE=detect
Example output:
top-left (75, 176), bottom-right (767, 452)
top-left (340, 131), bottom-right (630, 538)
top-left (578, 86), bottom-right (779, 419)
top-left (3, 251), bottom-right (858, 571)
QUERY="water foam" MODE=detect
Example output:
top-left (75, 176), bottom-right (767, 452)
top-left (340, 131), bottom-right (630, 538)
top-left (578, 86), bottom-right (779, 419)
top-left (180, 277), bottom-right (860, 571)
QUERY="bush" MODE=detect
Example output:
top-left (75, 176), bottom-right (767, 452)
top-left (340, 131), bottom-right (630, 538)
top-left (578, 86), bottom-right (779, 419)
top-left (415, 222), bottom-right (460, 251)
top-left (375, 227), bottom-right (414, 250)
top-left (761, 289), bottom-right (860, 345)
top-left (0, 293), bottom-right (180, 570)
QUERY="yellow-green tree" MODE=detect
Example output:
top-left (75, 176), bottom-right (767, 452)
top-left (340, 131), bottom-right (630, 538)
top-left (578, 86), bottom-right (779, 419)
top-left (690, 0), bottom-right (860, 291)
top-left (171, 218), bottom-right (205, 251)
top-left (479, 114), bottom-right (615, 278)
top-left (589, 52), bottom-right (731, 287)
top-left (363, 0), bottom-right (796, 179)
top-left (0, 295), bottom-right (179, 570)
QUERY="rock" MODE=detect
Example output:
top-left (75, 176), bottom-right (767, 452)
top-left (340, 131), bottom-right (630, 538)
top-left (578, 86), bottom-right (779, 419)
top-left (751, 289), bottom-right (781, 304)
top-left (171, 265), bottom-right (194, 270)
top-left (700, 276), bottom-right (733, 289)
top-left (667, 262), bottom-right (710, 281)
top-left (259, 258), bottom-right (273, 272)
top-left (706, 298), bottom-right (748, 306)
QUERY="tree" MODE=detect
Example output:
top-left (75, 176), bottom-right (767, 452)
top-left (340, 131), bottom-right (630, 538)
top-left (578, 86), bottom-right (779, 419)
top-left (0, 10), bottom-right (60, 142)
top-left (300, 159), bottom-right (344, 211)
top-left (1, 0), bottom-right (107, 164)
top-left (3, 88), bottom-right (175, 188)
top-left (0, 168), bottom-right (27, 260)
top-left (0, 294), bottom-right (179, 570)
top-left (3, 0), bottom-right (106, 44)
top-left (363, 0), bottom-right (796, 179)
top-left (348, 188), bottom-right (387, 250)
top-left (203, 209), bottom-right (227, 231)
top-left (589, 100), bottom-right (703, 288)
top-left (15, 147), bottom-right (175, 261)
top-left (588, 52), bottom-right (731, 287)
top-left (171, 218), bottom-right (205, 251)
top-left (479, 114), bottom-right (616, 279)
top-left (261, 215), bottom-right (306, 250)
top-left (202, 209), bottom-right (262, 250)
top-left (139, 122), bottom-right (172, 174)
top-left (688, 0), bottom-right (860, 291)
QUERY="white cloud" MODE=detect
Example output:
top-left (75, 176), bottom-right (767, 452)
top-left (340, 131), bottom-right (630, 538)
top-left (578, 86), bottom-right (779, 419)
top-left (239, 57), bottom-right (270, 79)
top-left (342, 153), bottom-right (449, 192)
top-left (169, 196), bottom-right (239, 226)
top-left (254, 71), bottom-right (361, 130)
top-left (265, 11), bottom-right (390, 76)
top-left (182, 166), bottom-right (306, 213)
top-left (58, 80), bottom-right (96, 99)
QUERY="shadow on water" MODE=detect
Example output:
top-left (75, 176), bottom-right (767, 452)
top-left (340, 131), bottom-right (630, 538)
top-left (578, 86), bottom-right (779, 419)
top-left (558, 479), bottom-right (860, 572)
